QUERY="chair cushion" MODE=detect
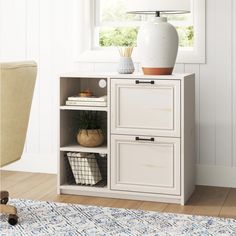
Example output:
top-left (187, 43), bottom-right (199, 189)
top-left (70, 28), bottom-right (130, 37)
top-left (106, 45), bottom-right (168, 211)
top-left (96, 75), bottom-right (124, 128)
top-left (0, 61), bottom-right (37, 167)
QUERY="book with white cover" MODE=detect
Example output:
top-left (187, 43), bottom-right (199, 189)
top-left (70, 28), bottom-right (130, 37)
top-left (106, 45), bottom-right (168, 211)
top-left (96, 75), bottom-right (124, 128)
top-left (66, 100), bottom-right (107, 107)
top-left (68, 95), bottom-right (107, 102)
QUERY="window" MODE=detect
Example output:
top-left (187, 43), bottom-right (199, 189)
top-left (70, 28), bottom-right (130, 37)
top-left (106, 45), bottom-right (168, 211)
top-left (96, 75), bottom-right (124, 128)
top-left (95, 0), bottom-right (194, 49)
top-left (78, 0), bottom-right (205, 64)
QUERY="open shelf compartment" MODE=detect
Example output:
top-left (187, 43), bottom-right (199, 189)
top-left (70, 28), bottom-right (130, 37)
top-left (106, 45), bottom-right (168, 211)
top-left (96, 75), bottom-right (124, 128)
top-left (60, 77), bottom-right (108, 107)
top-left (59, 151), bottom-right (108, 189)
top-left (59, 75), bottom-right (110, 194)
top-left (60, 110), bottom-right (107, 149)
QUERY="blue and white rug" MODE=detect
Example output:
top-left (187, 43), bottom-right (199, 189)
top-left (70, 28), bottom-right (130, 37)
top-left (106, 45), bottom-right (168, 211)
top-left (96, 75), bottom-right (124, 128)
top-left (0, 199), bottom-right (236, 236)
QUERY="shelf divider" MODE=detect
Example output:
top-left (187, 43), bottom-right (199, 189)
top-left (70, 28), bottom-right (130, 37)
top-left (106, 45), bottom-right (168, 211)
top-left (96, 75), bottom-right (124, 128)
top-left (60, 143), bottom-right (108, 154)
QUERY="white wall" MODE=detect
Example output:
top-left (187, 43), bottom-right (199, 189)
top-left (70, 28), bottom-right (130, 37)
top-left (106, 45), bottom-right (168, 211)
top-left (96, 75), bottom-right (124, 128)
top-left (1, 0), bottom-right (236, 187)
top-left (0, 0), bottom-right (80, 173)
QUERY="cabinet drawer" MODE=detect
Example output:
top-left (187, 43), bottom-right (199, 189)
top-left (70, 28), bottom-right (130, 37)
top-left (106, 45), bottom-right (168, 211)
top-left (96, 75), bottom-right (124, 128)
top-left (111, 79), bottom-right (181, 137)
top-left (111, 135), bottom-right (180, 195)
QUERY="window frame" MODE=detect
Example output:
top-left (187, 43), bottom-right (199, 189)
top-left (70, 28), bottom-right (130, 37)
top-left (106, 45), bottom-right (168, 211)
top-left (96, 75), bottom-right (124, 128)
top-left (77, 0), bottom-right (205, 64)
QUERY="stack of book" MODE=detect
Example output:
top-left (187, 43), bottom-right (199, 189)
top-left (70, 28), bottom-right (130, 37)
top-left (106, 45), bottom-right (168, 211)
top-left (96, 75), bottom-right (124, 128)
top-left (65, 95), bottom-right (107, 107)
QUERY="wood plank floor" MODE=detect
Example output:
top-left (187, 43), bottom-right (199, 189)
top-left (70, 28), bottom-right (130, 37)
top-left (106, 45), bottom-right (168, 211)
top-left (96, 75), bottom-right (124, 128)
top-left (1, 171), bottom-right (236, 219)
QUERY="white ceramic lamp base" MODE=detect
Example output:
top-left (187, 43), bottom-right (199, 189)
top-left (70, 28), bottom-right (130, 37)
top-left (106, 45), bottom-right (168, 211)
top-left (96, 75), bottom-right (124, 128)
top-left (137, 17), bottom-right (179, 75)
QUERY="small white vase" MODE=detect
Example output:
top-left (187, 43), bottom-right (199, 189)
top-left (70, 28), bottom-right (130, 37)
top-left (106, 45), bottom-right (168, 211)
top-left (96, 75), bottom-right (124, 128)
top-left (117, 57), bottom-right (135, 74)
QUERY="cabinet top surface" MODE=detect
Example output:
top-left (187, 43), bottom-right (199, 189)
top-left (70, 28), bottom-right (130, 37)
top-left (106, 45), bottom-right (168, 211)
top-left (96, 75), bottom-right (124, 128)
top-left (60, 72), bottom-right (194, 80)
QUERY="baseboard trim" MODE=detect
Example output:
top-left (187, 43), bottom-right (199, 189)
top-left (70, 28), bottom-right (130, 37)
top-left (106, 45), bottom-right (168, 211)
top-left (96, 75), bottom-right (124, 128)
top-left (196, 164), bottom-right (236, 188)
top-left (0, 154), bottom-right (57, 174)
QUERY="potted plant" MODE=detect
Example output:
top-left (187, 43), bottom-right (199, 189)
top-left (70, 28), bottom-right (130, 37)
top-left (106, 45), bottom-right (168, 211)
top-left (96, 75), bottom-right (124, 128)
top-left (77, 111), bottom-right (104, 147)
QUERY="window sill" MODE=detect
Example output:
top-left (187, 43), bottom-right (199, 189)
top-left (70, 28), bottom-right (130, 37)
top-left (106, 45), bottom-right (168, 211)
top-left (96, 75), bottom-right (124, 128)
top-left (77, 47), bottom-right (205, 64)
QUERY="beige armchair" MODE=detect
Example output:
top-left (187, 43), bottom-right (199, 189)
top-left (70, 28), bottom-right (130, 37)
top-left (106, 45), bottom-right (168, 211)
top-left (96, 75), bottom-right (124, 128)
top-left (0, 61), bottom-right (37, 225)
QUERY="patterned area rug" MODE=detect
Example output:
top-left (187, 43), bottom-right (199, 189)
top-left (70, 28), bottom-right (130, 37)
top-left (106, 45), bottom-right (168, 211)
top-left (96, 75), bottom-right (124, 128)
top-left (0, 199), bottom-right (236, 236)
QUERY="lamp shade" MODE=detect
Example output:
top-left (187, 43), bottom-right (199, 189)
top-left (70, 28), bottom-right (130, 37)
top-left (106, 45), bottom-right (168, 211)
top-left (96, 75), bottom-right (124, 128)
top-left (127, 0), bottom-right (190, 14)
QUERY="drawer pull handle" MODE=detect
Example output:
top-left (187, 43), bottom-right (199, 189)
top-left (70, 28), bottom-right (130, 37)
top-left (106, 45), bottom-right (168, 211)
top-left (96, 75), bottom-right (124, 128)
top-left (135, 80), bottom-right (154, 85)
top-left (135, 137), bottom-right (155, 142)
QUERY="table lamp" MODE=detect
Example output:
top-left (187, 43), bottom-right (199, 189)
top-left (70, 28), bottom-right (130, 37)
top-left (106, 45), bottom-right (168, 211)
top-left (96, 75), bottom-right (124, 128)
top-left (127, 0), bottom-right (190, 75)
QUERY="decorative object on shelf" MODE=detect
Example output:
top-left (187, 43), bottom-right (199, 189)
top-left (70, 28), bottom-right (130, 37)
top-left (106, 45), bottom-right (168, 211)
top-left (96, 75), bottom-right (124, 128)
top-left (78, 89), bottom-right (93, 97)
top-left (117, 46), bottom-right (135, 74)
top-left (77, 111), bottom-right (104, 147)
top-left (127, 0), bottom-right (190, 75)
top-left (77, 129), bottom-right (104, 147)
top-left (65, 95), bottom-right (107, 107)
top-left (99, 79), bottom-right (107, 88)
top-left (67, 152), bottom-right (102, 185)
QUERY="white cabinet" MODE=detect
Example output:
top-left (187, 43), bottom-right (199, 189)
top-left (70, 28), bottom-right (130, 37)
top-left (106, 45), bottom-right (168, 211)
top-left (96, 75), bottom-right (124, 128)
top-left (111, 135), bottom-right (180, 195)
top-left (58, 73), bottom-right (195, 205)
top-left (111, 79), bottom-right (181, 137)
